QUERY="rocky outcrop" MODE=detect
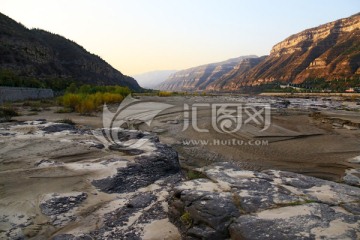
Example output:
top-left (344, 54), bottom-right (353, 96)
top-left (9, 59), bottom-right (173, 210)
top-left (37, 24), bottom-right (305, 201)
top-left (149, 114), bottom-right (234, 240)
top-left (157, 56), bottom-right (257, 91)
top-left (0, 12), bottom-right (141, 90)
top-left (169, 162), bottom-right (360, 239)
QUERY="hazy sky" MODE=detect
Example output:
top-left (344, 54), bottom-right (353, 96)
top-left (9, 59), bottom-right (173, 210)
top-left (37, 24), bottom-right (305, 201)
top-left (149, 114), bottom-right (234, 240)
top-left (1, 0), bottom-right (359, 75)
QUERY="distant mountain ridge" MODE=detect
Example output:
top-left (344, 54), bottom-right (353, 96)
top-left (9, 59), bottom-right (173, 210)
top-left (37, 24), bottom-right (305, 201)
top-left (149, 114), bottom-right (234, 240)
top-left (158, 55), bottom-right (257, 91)
top-left (159, 13), bottom-right (360, 92)
top-left (0, 12), bottom-right (141, 90)
top-left (132, 70), bottom-right (177, 89)
top-left (215, 12), bottom-right (360, 91)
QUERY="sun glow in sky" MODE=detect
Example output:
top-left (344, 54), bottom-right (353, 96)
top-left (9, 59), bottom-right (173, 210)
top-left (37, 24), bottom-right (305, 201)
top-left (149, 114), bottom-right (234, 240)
top-left (1, 0), bottom-right (359, 75)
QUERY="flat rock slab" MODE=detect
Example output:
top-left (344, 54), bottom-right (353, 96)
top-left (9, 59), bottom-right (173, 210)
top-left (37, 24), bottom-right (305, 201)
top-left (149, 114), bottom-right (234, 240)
top-left (230, 203), bottom-right (359, 240)
top-left (169, 162), bottom-right (360, 239)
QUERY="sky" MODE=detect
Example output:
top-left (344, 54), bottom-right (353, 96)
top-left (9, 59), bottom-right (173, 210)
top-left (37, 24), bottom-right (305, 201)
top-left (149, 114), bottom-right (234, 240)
top-left (1, 0), bottom-right (359, 76)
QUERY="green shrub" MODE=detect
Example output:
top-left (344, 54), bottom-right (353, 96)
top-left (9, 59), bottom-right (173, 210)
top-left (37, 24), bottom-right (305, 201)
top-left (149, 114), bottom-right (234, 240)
top-left (158, 91), bottom-right (173, 97)
top-left (60, 93), bottom-right (124, 114)
top-left (61, 93), bottom-right (82, 110)
top-left (59, 85), bottom-right (129, 114)
top-left (102, 92), bottom-right (124, 103)
top-left (186, 170), bottom-right (206, 180)
top-left (75, 98), bottom-right (97, 115)
top-left (180, 212), bottom-right (192, 227)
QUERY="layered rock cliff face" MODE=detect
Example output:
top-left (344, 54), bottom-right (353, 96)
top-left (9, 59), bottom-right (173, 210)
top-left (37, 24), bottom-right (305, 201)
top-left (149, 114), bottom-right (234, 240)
top-left (227, 12), bottom-right (360, 89)
top-left (0, 12), bottom-right (141, 90)
top-left (160, 13), bottom-right (360, 92)
top-left (157, 55), bottom-right (257, 91)
top-left (206, 56), bottom-right (266, 91)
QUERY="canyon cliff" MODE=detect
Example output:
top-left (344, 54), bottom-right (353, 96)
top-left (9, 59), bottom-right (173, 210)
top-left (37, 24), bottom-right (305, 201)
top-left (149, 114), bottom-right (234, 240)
top-left (160, 13), bottom-right (360, 92)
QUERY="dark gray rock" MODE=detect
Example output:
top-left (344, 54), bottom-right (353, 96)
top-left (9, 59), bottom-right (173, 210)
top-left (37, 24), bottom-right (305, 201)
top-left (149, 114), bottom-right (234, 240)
top-left (103, 195), bottom-right (156, 229)
top-left (52, 234), bottom-right (93, 240)
top-left (35, 119), bottom-right (47, 124)
top-left (169, 163), bottom-right (360, 239)
top-left (42, 123), bottom-right (75, 133)
top-left (117, 130), bottom-right (146, 141)
top-left (126, 193), bottom-right (157, 209)
top-left (342, 202), bottom-right (360, 215)
top-left (343, 169), bottom-right (360, 187)
top-left (182, 190), bottom-right (239, 239)
top-left (40, 193), bottom-right (87, 216)
top-left (87, 188), bottom-right (176, 239)
top-left (89, 143), bottom-right (105, 149)
top-left (92, 142), bottom-right (180, 193)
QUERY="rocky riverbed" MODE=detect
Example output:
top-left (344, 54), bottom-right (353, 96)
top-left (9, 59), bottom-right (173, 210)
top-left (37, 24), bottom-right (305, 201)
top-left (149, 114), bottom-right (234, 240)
top-left (0, 120), bottom-right (182, 239)
top-left (0, 120), bottom-right (359, 239)
top-left (1, 95), bottom-right (360, 239)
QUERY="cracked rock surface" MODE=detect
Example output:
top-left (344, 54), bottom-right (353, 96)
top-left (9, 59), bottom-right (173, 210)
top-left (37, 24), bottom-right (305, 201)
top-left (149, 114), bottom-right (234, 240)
top-left (169, 162), bottom-right (360, 240)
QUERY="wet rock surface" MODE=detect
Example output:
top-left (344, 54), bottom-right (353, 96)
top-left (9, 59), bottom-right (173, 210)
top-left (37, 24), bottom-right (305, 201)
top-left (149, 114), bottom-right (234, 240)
top-left (169, 162), bottom-right (360, 239)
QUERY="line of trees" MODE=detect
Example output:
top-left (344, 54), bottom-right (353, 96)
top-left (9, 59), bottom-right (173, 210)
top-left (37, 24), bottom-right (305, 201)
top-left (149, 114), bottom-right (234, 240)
top-left (0, 69), bottom-right (76, 91)
top-left (261, 77), bottom-right (360, 93)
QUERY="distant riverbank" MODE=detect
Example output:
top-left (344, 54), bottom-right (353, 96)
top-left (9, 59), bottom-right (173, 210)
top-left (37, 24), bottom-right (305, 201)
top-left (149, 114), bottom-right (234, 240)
top-left (260, 92), bottom-right (360, 98)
